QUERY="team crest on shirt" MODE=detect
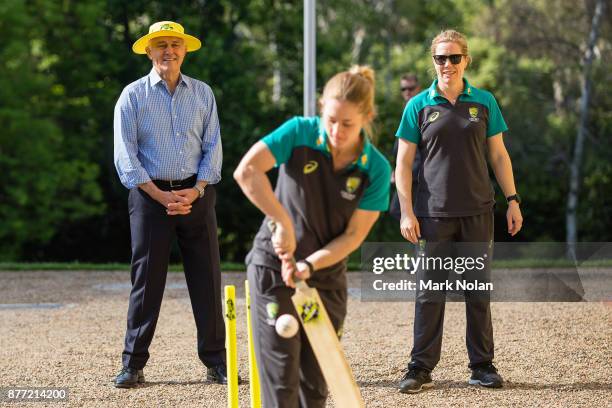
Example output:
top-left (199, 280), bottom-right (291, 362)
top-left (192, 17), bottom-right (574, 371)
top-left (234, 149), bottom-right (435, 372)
top-left (303, 160), bottom-right (319, 174)
top-left (341, 177), bottom-right (361, 200)
top-left (428, 111), bottom-right (440, 122)
top-left (469, 107), bottom-right (480, 122)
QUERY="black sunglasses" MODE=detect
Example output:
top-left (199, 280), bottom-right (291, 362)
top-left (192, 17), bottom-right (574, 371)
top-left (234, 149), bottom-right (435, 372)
top-left (401, 85), bottom-right (417, 92)
top-left (433, 54), bottom-right (464, 65)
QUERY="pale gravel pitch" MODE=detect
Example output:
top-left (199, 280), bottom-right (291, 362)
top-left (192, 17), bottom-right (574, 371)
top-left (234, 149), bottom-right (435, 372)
top-left (0, 271), bottom-right (610, 407)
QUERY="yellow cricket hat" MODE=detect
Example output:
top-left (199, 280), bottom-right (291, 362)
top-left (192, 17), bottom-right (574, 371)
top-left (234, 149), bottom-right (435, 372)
top-left (132, 21), bottom-right (201, 54)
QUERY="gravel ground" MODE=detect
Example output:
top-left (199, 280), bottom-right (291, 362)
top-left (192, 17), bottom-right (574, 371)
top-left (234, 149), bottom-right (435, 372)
top-left (0, 271), bottom-right (610, 407)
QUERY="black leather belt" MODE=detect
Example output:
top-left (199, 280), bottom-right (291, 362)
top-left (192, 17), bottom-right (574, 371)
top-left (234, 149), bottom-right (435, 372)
top-left (153, 175), bottom-right (197, 191)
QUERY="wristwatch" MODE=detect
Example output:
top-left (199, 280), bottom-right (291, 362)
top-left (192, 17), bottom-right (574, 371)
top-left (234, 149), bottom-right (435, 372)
top-left (193, 184), bottom-right (206, 198)
top-left (506, 194), bottom-right (521, 204)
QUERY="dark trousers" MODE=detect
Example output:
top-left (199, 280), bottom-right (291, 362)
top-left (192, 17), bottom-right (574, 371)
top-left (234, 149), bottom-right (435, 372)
top-left (122, 185), bottom-right (225, 370)
top-left (410, 212), bottom-right (494, 371)
top-left (247, 264), bottom-right (347, 408)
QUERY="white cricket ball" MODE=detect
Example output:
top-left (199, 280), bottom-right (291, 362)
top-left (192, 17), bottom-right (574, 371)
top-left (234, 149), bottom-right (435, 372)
top-left (275, 314), bottom-right (299, 338)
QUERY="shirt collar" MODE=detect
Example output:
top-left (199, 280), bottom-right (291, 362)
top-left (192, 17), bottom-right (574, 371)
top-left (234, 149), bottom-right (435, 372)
top-left (148, 68), bottom-right (190, 89)
top-left (428, 78), bottom-right (473, 99)
top-left (316, 117), bottom-right (373, 171)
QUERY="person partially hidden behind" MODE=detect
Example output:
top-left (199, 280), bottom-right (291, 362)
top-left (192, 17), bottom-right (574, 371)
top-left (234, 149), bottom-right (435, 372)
top-left (389, 73), bottom-right (421, 220)
top-left (113, 21), bottom-right (229, 388)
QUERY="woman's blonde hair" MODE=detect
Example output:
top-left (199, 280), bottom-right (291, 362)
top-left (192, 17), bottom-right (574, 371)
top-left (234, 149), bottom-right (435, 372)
top-left (430, 29), bottom-right (472, 67)
top-left (320, 65), bottom-right (376, 139)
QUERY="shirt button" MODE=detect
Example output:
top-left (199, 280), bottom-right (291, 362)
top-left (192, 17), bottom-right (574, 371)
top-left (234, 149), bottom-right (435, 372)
top-left (176, 132), bottom-right (180, 136)
top-left (180, 151), bottom-right (183, 154)
top-left (181, 168), bottom-right (185, 172)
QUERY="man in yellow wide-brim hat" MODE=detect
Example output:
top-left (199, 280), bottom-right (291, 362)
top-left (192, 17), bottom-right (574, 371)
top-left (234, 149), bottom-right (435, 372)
top-left (113, 21), bottom-right (230, 388)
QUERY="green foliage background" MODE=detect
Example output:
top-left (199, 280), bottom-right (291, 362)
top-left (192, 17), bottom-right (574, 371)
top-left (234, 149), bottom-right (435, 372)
top-left (0, 0), bottom-right (610, 262)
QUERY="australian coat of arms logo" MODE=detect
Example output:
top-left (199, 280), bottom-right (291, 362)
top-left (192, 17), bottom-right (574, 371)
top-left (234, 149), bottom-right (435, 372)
top-left (469, 106), bottom-right (479, 122)
top-left (341, 176), bottom-right (361, 200)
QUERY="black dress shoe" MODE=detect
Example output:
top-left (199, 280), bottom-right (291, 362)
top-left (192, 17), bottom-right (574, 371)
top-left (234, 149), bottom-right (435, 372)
top-left (207, 364), bottom-right (243, 385)
top-left (114, 367), bottom-right (145, 388)
top-left (207, 364), bottom-right (229, 384)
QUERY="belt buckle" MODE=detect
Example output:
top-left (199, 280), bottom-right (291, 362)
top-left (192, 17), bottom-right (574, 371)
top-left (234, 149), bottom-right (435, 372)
top-left (169, 179), bottom-right (179, 189)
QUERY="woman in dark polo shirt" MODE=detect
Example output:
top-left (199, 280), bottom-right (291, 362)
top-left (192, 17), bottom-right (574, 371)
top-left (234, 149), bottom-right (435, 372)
top-left (395, 29), bottom-right (523, 393)
top-left (234, 66), bottom-right (391, 407)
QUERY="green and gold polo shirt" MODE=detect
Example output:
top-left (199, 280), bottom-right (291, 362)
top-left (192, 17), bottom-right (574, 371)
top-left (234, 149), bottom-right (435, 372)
top-left (396, 79), bottom-right (508, 217)
top-left (246, 116), bottom-right (391, 289)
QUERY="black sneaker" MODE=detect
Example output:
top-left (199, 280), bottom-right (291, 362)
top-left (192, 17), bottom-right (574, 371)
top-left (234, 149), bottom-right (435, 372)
top-left (399, 367), bottom-right (433, 394)
top-left (469, 363), bottom-right (503, 388)
top-left (114, 367), bottom-right (144, 388)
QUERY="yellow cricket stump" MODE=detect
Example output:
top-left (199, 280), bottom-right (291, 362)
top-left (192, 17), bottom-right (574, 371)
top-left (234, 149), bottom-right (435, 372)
top-left (245, 280), bottom-right (261, 408)
top-left (224, 285), bottom-right (238, 408)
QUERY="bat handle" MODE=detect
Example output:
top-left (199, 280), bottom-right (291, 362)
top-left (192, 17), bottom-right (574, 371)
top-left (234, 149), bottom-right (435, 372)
top-left (289, 257), bottom-right (309, 290)
top-left (268, 220), bottom-right (307, 288)
top-left (266, 219), bottom-right (278, 235)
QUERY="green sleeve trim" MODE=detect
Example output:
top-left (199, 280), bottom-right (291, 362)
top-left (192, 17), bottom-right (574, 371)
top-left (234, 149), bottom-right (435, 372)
top-left (261, 117), bottom-right (319, 165)
top-left (395, 97), bottom-right (421, 144)
top-left (358, 149), bottom-right (391, 211)
top-left (485, 91), bottom-right (508, 137)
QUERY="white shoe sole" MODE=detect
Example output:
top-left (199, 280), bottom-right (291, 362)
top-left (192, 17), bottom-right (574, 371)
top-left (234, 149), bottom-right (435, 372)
top-left (468, 379), bottom-right (502, 388)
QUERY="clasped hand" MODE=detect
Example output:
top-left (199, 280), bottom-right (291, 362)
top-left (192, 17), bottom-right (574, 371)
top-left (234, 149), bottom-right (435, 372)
top-left (156, 188), bottom-right (199, 215)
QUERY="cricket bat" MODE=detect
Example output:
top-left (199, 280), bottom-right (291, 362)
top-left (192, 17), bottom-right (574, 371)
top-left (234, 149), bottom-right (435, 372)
top-left (268, 221), bottom-right (364, 408)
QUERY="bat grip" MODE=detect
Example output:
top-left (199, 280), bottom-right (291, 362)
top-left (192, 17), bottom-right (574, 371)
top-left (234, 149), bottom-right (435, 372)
top-left (267, 219), bottom-right (307, 288)
top-left (289, 257), bottom-right (308, 290)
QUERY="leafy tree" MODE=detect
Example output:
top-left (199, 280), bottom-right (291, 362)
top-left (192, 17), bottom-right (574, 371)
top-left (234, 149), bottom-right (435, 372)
top-left (0, 0), bottom-right (104, 260)
top-left (2, 0), bottom-right (610, 262)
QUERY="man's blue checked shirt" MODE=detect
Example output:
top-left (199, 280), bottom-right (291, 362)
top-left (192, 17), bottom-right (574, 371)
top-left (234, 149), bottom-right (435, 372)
top-left (114, 68), bottom-right (222, 189)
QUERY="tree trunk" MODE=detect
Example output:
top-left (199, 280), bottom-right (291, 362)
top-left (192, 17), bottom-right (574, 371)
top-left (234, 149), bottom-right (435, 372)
top-left (383, 0), bottom-right (395, 101)
top-left (270, 35), bottom-right (282, 104)
top-left (351, 27), bottom-right (366, 64)
top-left (566, 0), bottom-right (605, 256)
